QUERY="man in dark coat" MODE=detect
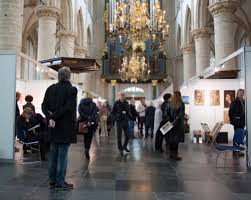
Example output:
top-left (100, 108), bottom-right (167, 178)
top-left (129, 99), bottom-right (137, 138)
top-left (42, 67), bottom-right (77, 191)
top-left (229, 89), bottom-right (245, 130)
top-left (112, 92), bottom-right (132, 156)
top-left (229, 89), bottom-right (245, 156)
top-left (155, 93), bottom-right (172, 152)
top-left (145, 102), bottom-right (155, 138)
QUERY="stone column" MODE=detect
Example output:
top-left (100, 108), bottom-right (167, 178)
top-left (58, 30), bottom-right (77, 57)
top-left (36, 5), bottom-right (60, 61)
top-left (0, 0), bottom-right (24, 78)
top-left (181, 44), bottom-right (196, 82)
top-left (74, 47), bottom-right (88, 58)
top-left (209, 0), bottom-right (240, 70)
top-left (192, 28), bottom-right (211, 75)
top-left (152, 80), bottom-right (158, 100)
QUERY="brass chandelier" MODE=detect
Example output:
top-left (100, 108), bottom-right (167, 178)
top-left (119, 54), bottom-right (150, 83)
top-left (108, 0), bottom-right (169, 48)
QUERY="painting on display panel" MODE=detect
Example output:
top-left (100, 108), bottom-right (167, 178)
top-left (194, 90), bottom-right (205, 106)
top-left (224, 90), bottom-right (236, 108)
top-left (209, 90), bottom-right (220, 106)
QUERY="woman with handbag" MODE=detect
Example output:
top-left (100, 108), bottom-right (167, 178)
top-left (78, 96), bottom-right (98, 160)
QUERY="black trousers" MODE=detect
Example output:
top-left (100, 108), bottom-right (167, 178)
top-left (145, 123), bottom-right (154, 138)
top-left (138, 117), bottom-right (145, 136)
top-left (155, 121), bottom-right (169, 150)
top-left (117, 120), bottom-right (129, 151)
top-left (84, 127), bottom-right (94, 150)
top-left (169, 142), bottom-right (179, 156)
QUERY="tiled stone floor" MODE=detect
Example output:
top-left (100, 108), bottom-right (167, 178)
top-left (0, 131), bottom-right (250, 200)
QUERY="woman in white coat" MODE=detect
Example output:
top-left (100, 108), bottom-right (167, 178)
top-left (153, 102), bottom-right (162, 149)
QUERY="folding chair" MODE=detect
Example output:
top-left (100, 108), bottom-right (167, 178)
top-left (214, 128), bottom-right (246, 168)
top-left (17, 140), bottom-right (41, 164)
top-left (215, 144), bottom-right (245, 168)
top-left (201, 122), bottom-right (224, 150)
top-left (16, 130), bottom-right (42, 164)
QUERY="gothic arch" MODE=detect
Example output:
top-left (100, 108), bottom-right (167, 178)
top-left (176, 25), bottom-right (182, 55)
top-left (183, 6), bottom-right (192, 45)
top-left (87, 26), bottom-right (92, 56)
top-left (195, 0), bottom-right (212, 28)
top-left (76, 8), bottom-right (85, 47)
top-left (61, 0), bottom-right (73, 30)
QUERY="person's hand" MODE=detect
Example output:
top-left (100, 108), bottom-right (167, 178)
top-left (48, 119), bottom-right (56, 128)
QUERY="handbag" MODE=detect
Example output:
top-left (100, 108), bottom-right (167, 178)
top-left (78, 122), bottom-right (88, 134)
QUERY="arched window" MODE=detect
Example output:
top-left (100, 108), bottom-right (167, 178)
top-left (124, 87), bottom-right (144, 94)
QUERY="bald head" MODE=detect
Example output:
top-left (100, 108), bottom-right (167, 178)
top-left (119, 92), bottom-right (126, 101)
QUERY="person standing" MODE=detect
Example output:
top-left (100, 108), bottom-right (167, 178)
top-left (137, 98), bottom-right (147, 137)
top-left (155, 93), bottom-right (172, 152)
top-left (229, 89), bottom-right (245, 131)
top-left (23, 95), bottom-right (35, 113)
top-left (99, 103), bottom-right (109, 136)
top-left (106, 101), bottom-right (113, 136)
top-left (112, 92), bottom-right (132, 156)
top-left (78, 95), bottom-right (98, 160)
top-left (42, 67), bottom-right (77, 190)
top-left (145, 102), bottom-right (156, 138)
top-left (167, 91), bottom-right (185, 160)
top-left (15, 92), bottom-right (21, 152)
top-left (153, 102), bottom-right (162, 137)
top-left (129, 99), bottom-right (138, 138)
top-left (229, 89), bottom-right (245, 156)
top-left (16, 92), bottom-right (21, 119)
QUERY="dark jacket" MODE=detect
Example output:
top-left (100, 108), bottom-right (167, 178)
top-left (112, 100), bottom-right (132, 122)
top-left (16, 115), bottom-right (32, 141)
top-left (78, 98), bottom-right (98, 125)
top-left (16, 102), bottom-right (20, 119)
top-left (129, 104), bottom-right (138, 121)
top-left (145, 106), bottom-right (155, 126)
top-left (42, 81), bottom-right (78, 144)
top-left (166, 103), bottom-right (185, 143)
top-left (161, 101), bottom-right (171, 122)
top-left (229, 97), bottom-right (245, 128)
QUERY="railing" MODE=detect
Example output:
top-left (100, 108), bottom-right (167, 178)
top-left (17, 51), bottom-right (57, 81)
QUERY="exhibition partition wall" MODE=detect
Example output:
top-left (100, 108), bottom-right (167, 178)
top-left (180, 79), bottom-right (241, 140)
top-left (0, 52), bottom-right (17, 160)
top-left (16, 80), bottom-right (83, 115)
top-left (180, 47), bottom-right (251, 168)
top-left (213, 47), bottom-right (251, 168)
top-left (243, 47), bottom-right (251, 168)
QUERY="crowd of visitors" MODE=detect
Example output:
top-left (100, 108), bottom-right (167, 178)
top-left (14, 67), bottom-right (245, 190)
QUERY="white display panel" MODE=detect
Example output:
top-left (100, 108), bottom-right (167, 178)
top-left (244, 48), bottom-right (251, 167)
top-left (0, 52), bottom-right (16, 160)
top-left (180, 79), bottom-right (241, 140)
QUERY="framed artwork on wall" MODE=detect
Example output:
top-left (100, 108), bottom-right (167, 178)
top-left (210, 90), bottom-right (220, 106)
top-left (182, 96), bottom-right (190, 104)
top-left (194, 90), bottom-right (205, 106)
top-left (224, 90), bottom-right (235, 108)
